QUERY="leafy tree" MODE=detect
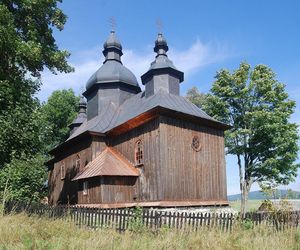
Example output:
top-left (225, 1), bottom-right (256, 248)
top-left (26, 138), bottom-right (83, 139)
top-left (41, 89), bottom-right (79, 152)
top-left (204, 62), bottom-right (299, 215)
top-left (185, 86), bottom-right (207, 109)
top-left (0, 0), bottom-right (72, 166)
top-left (0, 153), bottom-right (47, 202)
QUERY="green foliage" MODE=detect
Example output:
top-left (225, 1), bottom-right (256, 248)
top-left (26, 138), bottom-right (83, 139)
top-left (0, 153), bottom-right (47, 202)
top-left (0, 0), bottom-right (73, 77)
top-left (41, 89), bottom-right (79, 151)
top-left (0, 0), bottom-right (72, 167)
top-left (128, 206), bottom-right (146, 232)
top-left (185, 86), bottom-right (207, 109)
top-left (240, 218), bottom-right (254, 230)
top-left (203, 62), bottom-right (299, 213)
top-left (0, 1), bottom-right (74, 202)
top-left (0, 99), bottom-right (45, 167)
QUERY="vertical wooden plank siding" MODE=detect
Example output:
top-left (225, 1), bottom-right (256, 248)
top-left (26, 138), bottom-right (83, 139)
top-left (48, 136), bottom-right (93, 205)
top-left (91, 136), bottom-right (106, 160)
top-left (49, 112), bottom-right (227, 206)
top-left (110, 115), bottom-right (227, 204)
top-left (158, 115), bottom-right (227, 202)
top-left (110, 117), bottom-right (161, 202)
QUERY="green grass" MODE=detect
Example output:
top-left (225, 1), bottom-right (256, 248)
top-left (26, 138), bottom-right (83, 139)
top-left (230, 200), bottom-right (263, 212)
top-left (0, 213), bottom-right (300, 250)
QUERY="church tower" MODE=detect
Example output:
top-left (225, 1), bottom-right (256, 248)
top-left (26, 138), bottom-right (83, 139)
top-left (83, 31), bottom-right (141, 120)
top-left (141, 33), bottom-right (184, 97)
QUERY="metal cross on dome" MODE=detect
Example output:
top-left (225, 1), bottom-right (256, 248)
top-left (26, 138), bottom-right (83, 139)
top-left (156, 18), bottom-right (163, 33)
top-left (109, 17), bottom-right (116, 31)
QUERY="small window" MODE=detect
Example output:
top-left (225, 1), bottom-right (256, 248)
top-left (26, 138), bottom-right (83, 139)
top-left (135, 140), bottom-right (144, 166)
top-left (83, 181), bottom-right (88, 195)
top-left (60, 163), bottom-right (65, 180)
top-left (75, 155), bottom-right (81, 170)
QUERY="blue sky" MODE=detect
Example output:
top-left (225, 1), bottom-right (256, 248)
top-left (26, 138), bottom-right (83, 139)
top-left (40, 0), bottom-right (300, 195)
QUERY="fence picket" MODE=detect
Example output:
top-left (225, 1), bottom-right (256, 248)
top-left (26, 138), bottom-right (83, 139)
top-left (4, 201), bottom-right (300, 233)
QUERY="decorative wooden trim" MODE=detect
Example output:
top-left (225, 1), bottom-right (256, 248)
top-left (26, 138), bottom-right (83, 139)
top-left (191, 135), bottom-right (202, 152)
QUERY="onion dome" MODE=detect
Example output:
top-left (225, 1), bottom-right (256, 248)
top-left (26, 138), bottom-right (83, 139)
top-left (69, 96), bottom-right (87, 135)
top-left (141, 33), bottom-right (184, 88)
top-left (148, 33), bottom-right (179, 72)
top-left (85, 31), bottom-right (139, 91)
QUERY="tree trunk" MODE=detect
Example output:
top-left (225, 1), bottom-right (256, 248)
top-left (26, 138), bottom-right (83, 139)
top-left (240, 182), bottom-right (251, 217)
top-left (241, 185), bottom-right (247, 217)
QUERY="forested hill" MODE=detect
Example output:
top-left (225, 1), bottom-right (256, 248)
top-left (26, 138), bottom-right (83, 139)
top-left (228, 190), bottom-right (300, 201)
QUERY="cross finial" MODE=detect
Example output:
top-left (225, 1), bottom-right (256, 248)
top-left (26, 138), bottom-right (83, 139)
top-left (156, 18), bottom-right (163, 33)
top-left (109, 16), bottom-right (116, 31)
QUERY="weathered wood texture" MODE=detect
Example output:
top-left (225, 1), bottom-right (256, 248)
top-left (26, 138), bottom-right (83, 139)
top-left (6, 202), bottom-right (300, 232)
top-left (48, 135), bottom-right (106, 205)
top-left (77, 177), bottom-right (136, 204)
top-left (49, 113), bottom-right (227, 206)
top-left (91, 135), bottom-right (106, 160)
top-left (110, 115), bottom-right (227, 204)
top-left (109, 117), bottom-right (160, 202)
top-left (158, 115), bottom-right (227, 202)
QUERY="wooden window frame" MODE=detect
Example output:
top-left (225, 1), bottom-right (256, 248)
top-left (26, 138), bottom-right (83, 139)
top-left (83, 181), bottom-right (88, 195)
top-left (134, 139), bottom-right (144, 166)
top-left (60, 163), bottom-right (65, 180)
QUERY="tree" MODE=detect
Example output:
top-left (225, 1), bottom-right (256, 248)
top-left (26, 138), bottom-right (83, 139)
top-left (41, 89), bottom-right (79, 152)
top-left (0, 153), bottom-right (47, 202)
top-left (204, 62), bottom-right (299, 215)
top-left (0, 0), bottom-right (72, 166)
top-left (185, 86), bottom-right (207, 109)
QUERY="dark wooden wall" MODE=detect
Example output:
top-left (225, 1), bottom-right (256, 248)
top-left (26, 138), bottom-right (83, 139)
top-left (77, 177), bottom-right (137, 204)
top-left (110, 115), bottom-right (227, 204)
top-left (109, 117), bottom-right (160, 202)
top-left (158, 115), bottom-right (227, 202)
top-left (91, 135), bottom-right (106, 159)
top-left (48, 135), bottom-right (107, 205)
top-left (77, 177), bottom-right (101, 204)
top-left (49, 113), bottom-right (227, 206)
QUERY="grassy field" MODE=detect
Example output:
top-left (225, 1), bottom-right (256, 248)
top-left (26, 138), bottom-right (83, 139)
top-left (229, 200), bottom-right (263, 212)
top-left (0, 213), bottom-right (300, 250)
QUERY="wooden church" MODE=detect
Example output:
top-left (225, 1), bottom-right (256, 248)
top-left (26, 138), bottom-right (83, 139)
top-left (47, 31), bottom-right (230, 207)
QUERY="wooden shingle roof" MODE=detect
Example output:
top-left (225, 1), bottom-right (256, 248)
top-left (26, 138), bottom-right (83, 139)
top-left (72, 147), bottom-right (139, 181)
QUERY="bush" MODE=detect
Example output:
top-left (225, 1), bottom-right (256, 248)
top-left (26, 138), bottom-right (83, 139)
top-left (0, 153), bottom-right (47, 203)
top-left (241, 218), bottom-right (254, 230)
top-left (128, 206), bottom-right (146, 232)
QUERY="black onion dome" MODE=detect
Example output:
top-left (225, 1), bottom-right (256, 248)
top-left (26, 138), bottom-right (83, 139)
top-left (149, 32), bottom-right (177, 70)
top-left (86, 31), bottom-right (139, 91)
top-left (103, 30), bottom-right (122, 50)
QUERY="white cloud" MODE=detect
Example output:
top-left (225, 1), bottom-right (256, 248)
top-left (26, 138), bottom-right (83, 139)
top-left (169, 39), bottom-right (229, 75)
top-left (38, 39), bottom-right (230, 101)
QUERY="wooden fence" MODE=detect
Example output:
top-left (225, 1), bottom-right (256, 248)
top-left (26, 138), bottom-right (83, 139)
top-left (4, 201), bottom-right (300, 232)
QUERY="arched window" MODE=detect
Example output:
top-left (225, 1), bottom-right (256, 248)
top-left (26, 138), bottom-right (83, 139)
top-left (75, 154), bottom-right (81, 170)
top-left (60, 163), bottom-right (65, 180)
top-left (135, 140), bottom-right (144, 166)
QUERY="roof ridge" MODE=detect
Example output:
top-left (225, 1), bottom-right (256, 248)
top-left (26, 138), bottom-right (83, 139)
top-left (107, 147), bottom-right (139, 175)
top-left (72, 146), bottom-right (139, 181)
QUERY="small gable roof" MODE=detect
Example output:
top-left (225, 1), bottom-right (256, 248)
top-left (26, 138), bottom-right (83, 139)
top-left (72, 147), bottom-right (139, 181)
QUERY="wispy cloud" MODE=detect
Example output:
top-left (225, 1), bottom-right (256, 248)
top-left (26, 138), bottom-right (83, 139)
top-left (38, 39), bottom-right (230, 101)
